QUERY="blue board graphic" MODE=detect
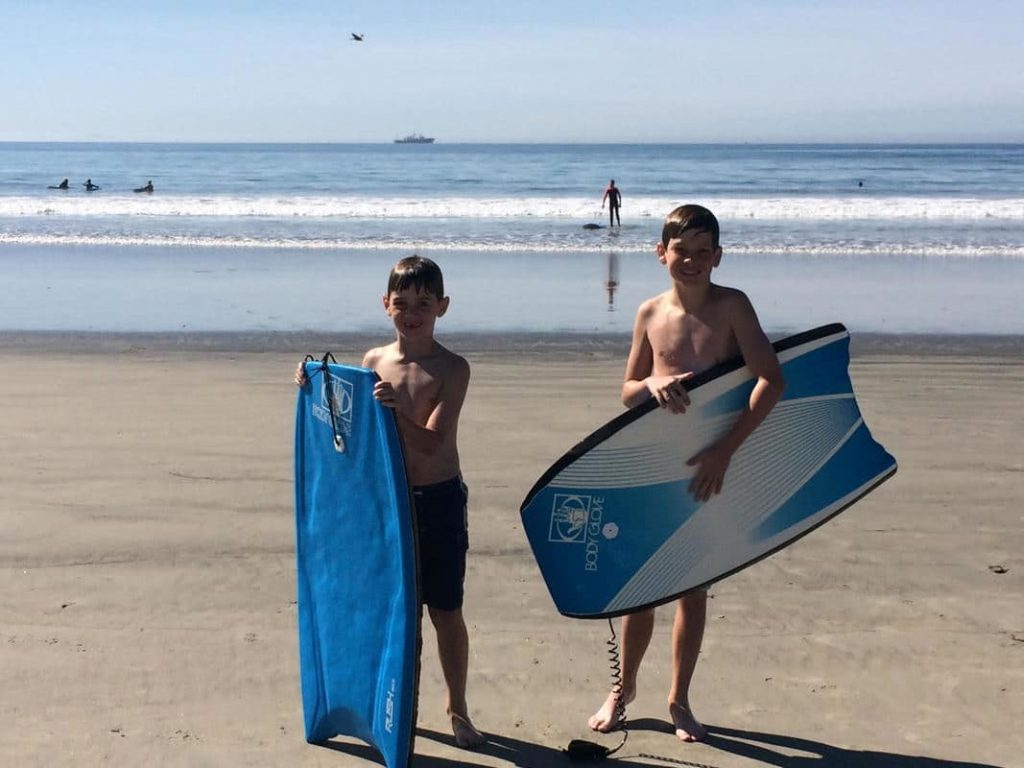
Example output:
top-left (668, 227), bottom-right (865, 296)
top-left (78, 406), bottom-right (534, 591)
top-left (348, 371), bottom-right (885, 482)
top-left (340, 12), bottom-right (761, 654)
top-left (294, 360), bottom-right (420, 767)
top-left (521, 324), bottom-right (897, 619)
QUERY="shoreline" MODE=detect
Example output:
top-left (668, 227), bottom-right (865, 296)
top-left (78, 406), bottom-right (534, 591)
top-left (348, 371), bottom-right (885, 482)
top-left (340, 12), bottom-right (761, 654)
top-left (2, 329), bottom-right (1023, 358)
top-left (5, 245), bottom-right (1024, 339)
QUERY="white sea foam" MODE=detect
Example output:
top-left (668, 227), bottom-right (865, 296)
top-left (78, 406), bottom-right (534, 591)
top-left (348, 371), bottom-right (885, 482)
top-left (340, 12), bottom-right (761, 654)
top-left (4, 195), bottom-right (1024, 221)
top-left (2, 231), bottom-right (1022, 258)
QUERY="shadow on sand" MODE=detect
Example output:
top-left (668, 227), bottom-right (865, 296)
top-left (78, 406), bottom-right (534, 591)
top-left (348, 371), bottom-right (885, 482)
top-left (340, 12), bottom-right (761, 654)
top-left (625, 718), bottom-right (1005, 768)
top-left (314, 722), bottom-right (1004, 768)
top-left (316, 725), bottom-right (659, 767)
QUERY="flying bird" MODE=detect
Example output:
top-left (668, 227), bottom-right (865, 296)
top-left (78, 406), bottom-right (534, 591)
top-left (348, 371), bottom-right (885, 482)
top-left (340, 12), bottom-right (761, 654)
top-left (351, 33), bottom-right (364, 41)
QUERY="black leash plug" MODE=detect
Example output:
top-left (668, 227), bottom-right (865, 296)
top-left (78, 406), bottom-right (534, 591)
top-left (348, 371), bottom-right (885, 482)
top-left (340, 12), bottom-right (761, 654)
top-left (565, 739), bottom-right (611, 762)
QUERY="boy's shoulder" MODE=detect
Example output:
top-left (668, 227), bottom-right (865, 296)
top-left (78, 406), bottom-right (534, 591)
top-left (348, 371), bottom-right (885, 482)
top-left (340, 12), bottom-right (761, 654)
top-left (433, 341), bottom-right (471, 378)
top-left (635, 285), bottom-right (754, 323)
top-left (709, 283), bottom-right (751, 304)
top-left (363, 340), bottom-right (469, 378)
top-left (707, 284), bottom-right (759, 326)
top-left (417, 342), bottom-right (470, 394)
top-left (637, 290), bottom-right (674, 315)
top-left (362, 342), bottom-right (394, 368)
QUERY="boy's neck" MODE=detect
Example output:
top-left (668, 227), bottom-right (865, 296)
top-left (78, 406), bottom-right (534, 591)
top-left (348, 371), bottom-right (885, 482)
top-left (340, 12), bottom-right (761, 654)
top-left (670, 280), bottom-right (713, 310)
top-left (392, 334), bottom-right (438, 360)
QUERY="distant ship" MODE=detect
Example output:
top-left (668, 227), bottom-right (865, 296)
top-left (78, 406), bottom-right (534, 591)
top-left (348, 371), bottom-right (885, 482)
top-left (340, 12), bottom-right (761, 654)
top-left (394, 133), bottom-right (435, 144)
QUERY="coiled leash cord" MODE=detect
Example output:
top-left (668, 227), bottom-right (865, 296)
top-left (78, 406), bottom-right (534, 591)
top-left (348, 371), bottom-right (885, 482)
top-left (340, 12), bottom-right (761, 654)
top-left (564, 618), bottom-right (628, 762)
top-left (565, 620), bottom-right (721, 768)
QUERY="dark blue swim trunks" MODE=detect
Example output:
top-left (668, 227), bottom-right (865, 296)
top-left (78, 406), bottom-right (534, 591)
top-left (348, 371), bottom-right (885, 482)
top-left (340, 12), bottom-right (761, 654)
top-left (412, 475), bottom-right (469, 611)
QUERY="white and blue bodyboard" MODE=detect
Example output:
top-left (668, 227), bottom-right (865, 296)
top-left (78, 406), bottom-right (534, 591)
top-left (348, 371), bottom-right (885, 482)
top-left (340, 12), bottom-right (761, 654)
top-left (521, 324), bottom-right (897, 619)
top-left (294, 360), bottom-right (420, 767)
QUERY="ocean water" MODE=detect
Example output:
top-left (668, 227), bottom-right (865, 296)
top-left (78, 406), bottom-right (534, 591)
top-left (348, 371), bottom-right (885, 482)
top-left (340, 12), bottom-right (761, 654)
top-left (1, 142), bottom-right (1023, 335)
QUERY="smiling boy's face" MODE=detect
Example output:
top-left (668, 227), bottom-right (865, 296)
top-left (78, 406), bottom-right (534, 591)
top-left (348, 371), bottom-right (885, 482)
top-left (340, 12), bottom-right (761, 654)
top-left (383, 285), bottom-right (449, 339)
top-left (657, 229), bottom-right (722, 286)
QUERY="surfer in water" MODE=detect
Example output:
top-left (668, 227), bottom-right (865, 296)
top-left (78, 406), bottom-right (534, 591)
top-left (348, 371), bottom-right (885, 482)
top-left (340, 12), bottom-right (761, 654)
top-left (294, 256), bottom-right (486, 750)
top-left (601, 179), bottom-right (622, 227)
top-left (588, 204), bottom-right (784, 743)
top-left (83, 179), bottom-right (100, 191)
top-left (49, 178), bottom-right (70, 190)
top-left (134, 180), bottom-right (154, 193)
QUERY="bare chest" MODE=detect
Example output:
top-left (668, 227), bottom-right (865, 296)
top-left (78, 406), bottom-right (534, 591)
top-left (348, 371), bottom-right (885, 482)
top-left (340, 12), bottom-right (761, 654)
top-left (648, 312), bottom-right (735, 375)
top-left (376, 360), bottom-right (442, 422)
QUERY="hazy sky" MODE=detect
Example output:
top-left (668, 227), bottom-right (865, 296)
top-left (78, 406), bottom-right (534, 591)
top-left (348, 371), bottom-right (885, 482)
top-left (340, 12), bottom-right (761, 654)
top-left (4, 0), bottom-right (1023, 142)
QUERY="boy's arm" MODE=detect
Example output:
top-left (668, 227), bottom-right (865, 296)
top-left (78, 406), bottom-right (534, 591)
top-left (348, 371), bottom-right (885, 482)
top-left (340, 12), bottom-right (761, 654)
top-left (380, 356), bottom-right (470, 456)
top-left (621, 308), bottom-right (653, 407)
top-left (360, 348), bottom-right (381, 370)
top-left (686, 293), bottom-right (785, 500)
top-left (622, 303), bottom-right (691, 412)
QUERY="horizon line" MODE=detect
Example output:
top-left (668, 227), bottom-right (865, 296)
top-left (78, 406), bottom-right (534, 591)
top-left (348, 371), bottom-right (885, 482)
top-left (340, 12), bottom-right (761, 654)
top-left (2, 139), bottom-right (1023, 147)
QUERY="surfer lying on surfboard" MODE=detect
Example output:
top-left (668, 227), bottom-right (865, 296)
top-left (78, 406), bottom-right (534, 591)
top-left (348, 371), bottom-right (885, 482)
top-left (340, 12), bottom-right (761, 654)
top-left (295, 256), bottom-right (485, 750)
top-left (588, 204), bottom-right (785, 744)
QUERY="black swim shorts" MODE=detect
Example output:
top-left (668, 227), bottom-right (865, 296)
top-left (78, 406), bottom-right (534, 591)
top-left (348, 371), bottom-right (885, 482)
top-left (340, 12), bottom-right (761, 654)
top-left (412, 475), bottom-right (469, 612)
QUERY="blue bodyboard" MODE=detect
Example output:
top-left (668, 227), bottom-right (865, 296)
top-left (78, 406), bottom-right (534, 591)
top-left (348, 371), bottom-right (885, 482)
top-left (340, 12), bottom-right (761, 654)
top-left (294, 361), bottom-right (420, 767)
top-left (521, 324), bottom-right (897, 618)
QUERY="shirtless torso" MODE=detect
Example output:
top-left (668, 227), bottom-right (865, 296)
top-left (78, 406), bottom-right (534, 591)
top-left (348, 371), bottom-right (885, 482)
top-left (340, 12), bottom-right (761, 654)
top-left (624, 284), bottom-right (749, 403)
top-left (362, 341), bottom-right (468, 486)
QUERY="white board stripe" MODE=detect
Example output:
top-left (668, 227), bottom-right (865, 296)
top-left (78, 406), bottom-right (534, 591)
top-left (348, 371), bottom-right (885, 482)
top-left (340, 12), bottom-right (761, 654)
top-left (776, 331), bottom-right (847, 364)
top-left (635, 460), bottom-right (892, 611)
top-left (549, 394), bottom-right (855, 490)
top-left (604, 413), bottom-right (865, 611)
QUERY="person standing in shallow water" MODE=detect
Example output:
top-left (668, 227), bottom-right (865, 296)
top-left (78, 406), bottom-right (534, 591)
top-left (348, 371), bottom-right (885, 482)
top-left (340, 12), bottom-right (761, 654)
top-left (602, 180), bottom-right (622, 227)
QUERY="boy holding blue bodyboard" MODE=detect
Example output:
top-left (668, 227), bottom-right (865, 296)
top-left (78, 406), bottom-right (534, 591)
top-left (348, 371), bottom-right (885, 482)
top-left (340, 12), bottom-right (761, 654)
top-left (588, 205), bottom-right (785, 742)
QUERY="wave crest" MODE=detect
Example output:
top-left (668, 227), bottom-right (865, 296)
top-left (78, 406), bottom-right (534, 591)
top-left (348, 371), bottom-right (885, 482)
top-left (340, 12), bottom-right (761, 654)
top-left (5, 194), bottom-right (1024, 221)
top-left (2, 231), bottom-right (1022, 258)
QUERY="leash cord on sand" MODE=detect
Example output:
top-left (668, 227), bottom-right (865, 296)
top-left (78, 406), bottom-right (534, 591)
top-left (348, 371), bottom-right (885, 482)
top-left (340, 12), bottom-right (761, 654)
top-left (564, 618), bottom-right (628, 761)
top-left (634, 754), bottom-right (722, 768)
top-left (605, 617), bottom-right (629, 755)
top-left (565, 620), bottom-right (721, 767)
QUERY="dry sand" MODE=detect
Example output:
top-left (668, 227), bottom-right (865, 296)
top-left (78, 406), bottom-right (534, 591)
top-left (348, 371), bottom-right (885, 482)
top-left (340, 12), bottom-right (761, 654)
top-left (1, 334), bottom-right (1022, 767)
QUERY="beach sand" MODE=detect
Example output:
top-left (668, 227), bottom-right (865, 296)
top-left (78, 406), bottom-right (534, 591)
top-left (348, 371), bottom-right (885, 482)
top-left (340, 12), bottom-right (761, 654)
top-left (1, 334), bottom-right (1021, 768)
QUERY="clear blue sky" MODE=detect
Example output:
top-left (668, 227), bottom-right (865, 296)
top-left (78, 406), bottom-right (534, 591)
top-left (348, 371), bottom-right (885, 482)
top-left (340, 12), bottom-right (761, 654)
top-left (4, 0), bottom-right (1023, 142)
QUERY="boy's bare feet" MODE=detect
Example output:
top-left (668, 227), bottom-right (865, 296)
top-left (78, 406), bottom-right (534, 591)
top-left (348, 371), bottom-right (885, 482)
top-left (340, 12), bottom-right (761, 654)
top-left (587, 688), bottom-right (635, 733)
top-left (669, 701), bottom-right (707, 742)
top-left (450, 713), bottom-right (485, 749)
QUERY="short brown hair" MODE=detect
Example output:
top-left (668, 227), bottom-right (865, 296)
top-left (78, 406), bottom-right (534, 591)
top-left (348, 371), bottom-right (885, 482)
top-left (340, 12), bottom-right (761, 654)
top-left (661, 204), bottom-right (720, 248)
top-left (386, 255), bottom-right (445, 300)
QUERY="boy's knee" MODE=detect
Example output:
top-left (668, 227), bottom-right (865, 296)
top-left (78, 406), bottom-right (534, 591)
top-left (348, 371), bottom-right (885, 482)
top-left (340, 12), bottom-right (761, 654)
top-left (428, 605), bottom-right (464, 626)
top-left (680, 590), bottom-right (707, 607)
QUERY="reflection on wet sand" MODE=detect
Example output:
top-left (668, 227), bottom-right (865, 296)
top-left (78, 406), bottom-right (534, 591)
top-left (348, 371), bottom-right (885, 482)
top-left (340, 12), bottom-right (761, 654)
top-left (605, 251), bottom-right (619, 310)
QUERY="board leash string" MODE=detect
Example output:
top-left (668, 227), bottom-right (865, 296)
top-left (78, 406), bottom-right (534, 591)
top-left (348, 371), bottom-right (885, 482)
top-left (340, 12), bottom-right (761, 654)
top-left (305, 352), bottom-right (344, 451)
top-left (565, 619), bottom-right (721, 767)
